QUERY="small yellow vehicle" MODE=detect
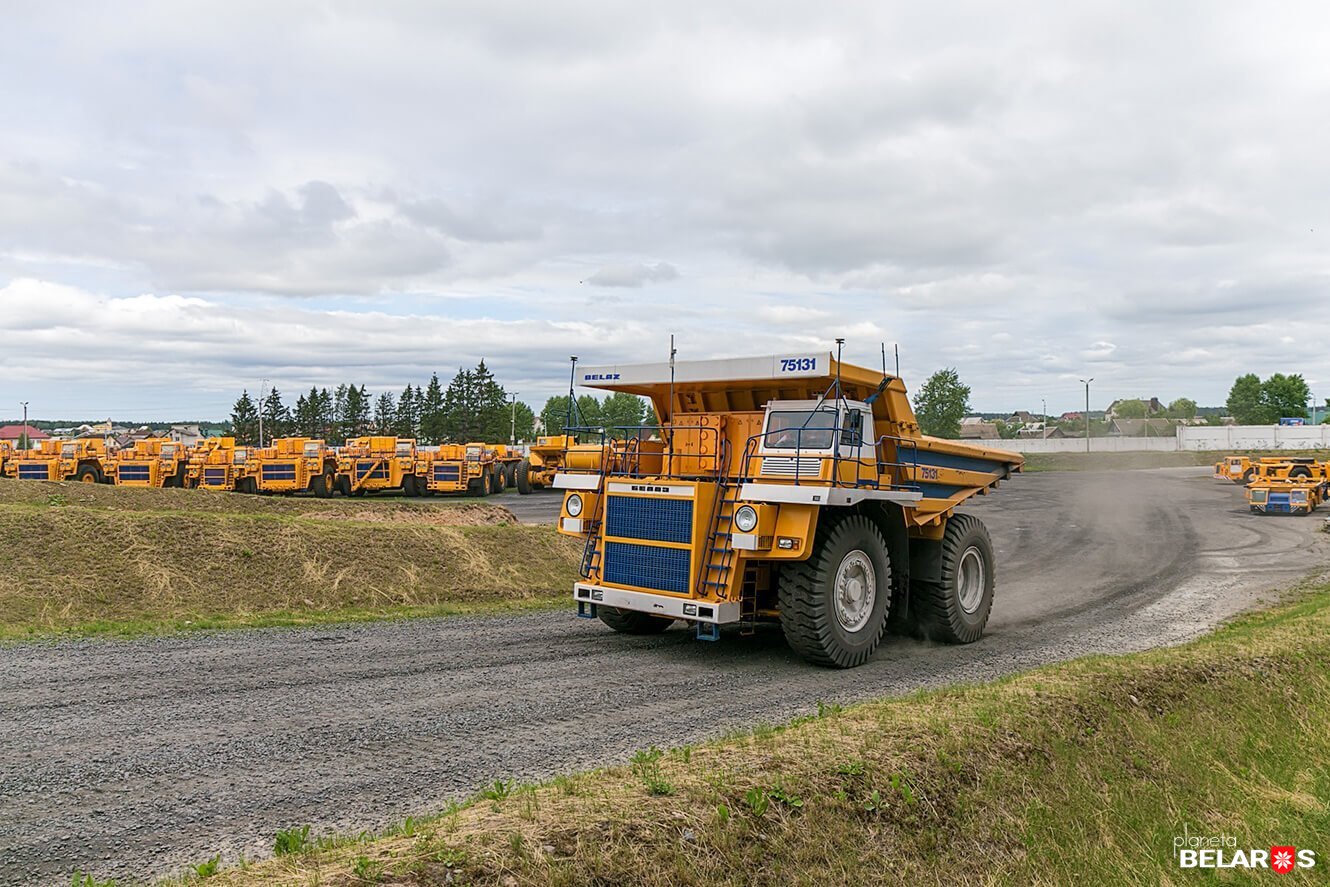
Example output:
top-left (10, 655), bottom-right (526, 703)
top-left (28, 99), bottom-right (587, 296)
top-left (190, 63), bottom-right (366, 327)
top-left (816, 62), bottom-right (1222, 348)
top-left (185, 437), bottom-right (254, 492)
top-left (336, 436), bottom-right (419, 496)
top-left (1252, 457), bottom-right (1328, 483)
top-left (1246, 477), bottom-right (1327, 515)
top-left (557, 351), bottom-right (1023, 668)
top-left (0, 439), bottom-right (13, 478)
top-left (5, 438), bottom-right (111, 483)
top-left (111, 438), bottom-right (191, 487)
top-left (251, 437), bottom-right (337, 497)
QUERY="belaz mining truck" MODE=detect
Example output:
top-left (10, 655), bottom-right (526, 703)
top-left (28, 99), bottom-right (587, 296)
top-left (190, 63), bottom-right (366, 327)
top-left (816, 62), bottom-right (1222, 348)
top-left (251, 437), bottom-right (338, 496)
top-left (556, 352), bottom-right (1023, 668)
top-left (5, 438), bottom-right (111, 484)
top-left (111, 438), bottom-right (191, 487)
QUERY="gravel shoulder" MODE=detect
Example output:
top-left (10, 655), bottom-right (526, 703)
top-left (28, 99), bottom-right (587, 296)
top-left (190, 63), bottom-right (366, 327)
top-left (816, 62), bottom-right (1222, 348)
top-left (0, 468), bottom-right (1326, 885)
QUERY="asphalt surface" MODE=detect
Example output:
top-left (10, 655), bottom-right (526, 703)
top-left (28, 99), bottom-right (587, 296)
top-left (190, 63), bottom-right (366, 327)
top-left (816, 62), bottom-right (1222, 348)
top-left (1, 469), bottom-right (1327, 885)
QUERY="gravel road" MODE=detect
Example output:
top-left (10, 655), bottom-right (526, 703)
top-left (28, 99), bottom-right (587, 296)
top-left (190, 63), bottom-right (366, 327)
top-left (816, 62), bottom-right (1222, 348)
top-left (1, 468), bottom-right (1326, 885)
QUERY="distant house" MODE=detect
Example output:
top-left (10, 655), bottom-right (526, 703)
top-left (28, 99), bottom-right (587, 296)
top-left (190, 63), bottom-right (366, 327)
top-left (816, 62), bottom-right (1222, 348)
top-left (1016, 422), bottom-right (1064, 439)
top-left (1104, 397), bottom-right (1165, 421)
top-left (0, 424), bottom-right (50, 443)
top-left (170, 424), bottom-right (203, 445)
top-left (1007, 410), bottom-right (1037, 425)
top-left (1060, 411), bottom-right (1084, 422)
top-left (959, 417), bottom-right (999, 440)
top-left (1107, 418), bottom-right (1178, 437)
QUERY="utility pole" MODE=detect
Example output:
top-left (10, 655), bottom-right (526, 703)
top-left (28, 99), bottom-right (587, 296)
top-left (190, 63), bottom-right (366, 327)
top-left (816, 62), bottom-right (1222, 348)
top-left (510, 393), bottom-right (518, 445)
top-left (19, 401), bottom-right (29, 450)
top-left (258, 379), bottom-right (268, 447)
top-left (1042, 398), bottom-right (1048, 440)
top-left (1079, 378), bottom-right (1094, 453)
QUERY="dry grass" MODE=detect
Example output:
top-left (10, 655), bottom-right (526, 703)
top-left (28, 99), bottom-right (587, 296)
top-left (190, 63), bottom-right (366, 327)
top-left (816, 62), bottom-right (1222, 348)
top-left (198, 583), bottom-right (1330, 887)
top-left (0, 478), bottom-right (580, 638)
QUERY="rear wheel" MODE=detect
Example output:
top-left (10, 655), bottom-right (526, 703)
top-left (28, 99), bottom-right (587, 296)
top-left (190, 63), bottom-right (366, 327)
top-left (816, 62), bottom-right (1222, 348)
top-left (598, 606), bottom-right (674, 634)
top-left (1289, 466), bottom-right (1312, 479)
top-left (1237, 468), bottom-right (1256, 485)
top-left (777, 514), bottom-right (891, 668)
top-left (911, 513), bottom-right (994, 644)
top-left (515, 458), bottom-right (532, 494)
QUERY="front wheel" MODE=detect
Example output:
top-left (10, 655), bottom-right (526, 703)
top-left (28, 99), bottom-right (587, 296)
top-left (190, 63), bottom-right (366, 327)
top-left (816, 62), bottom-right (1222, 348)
top-left (911, 513), bottom-right (994, 644)
top-left (311, 472), bottom-right (332, 498)
top-left (777, 514), bottom-right (892, 668)
top-left (598, 606), bottom-right (674, 635)
top-left (515, 458), bottom-right (532, 494)
top-left (75, 465), bottom-right (101, 484)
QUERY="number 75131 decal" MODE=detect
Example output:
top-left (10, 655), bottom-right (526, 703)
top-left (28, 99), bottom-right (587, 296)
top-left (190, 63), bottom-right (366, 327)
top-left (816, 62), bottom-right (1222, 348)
top-left (779, 357), bottom-right (817, 373)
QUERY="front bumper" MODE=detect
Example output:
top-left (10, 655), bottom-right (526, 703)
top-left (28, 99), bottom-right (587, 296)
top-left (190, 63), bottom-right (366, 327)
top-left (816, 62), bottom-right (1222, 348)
top-left (573, 583), bottom-right (741, 624)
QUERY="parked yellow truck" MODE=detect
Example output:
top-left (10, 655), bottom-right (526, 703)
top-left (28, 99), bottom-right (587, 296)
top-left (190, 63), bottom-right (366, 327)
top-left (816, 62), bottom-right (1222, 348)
top-left (556, 352), bottom-right (1023, 668)
top-left (4, 438), bottom-right (111, 483)
top-left (1246, 476), bottom-right (1327, 515)
top-left (516, 434), bottom-right (607, 494)
top-left (185, 437), bottom-right (254, 492)
top-left (251, 437), bottom-right (337, 496)
top-left (336, 436), bottom-right (419, 496)
top-left (111, 438), bottom-right (191, 487)
top-left (415, 443), bottom-right (470, 495)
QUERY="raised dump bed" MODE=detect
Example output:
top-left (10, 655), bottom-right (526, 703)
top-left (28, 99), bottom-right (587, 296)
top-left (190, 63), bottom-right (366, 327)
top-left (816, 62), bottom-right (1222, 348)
top-left (556, 351), bottom-right (1023, 668)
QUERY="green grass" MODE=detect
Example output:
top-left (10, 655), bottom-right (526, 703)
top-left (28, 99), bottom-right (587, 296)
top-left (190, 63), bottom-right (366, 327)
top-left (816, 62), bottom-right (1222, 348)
top-left (0, 478), bottom-right (579, 640)
top-left (1023, 448), bottom-right (1327, 472)
top-left (190, 578), bottom-right (1330, 886)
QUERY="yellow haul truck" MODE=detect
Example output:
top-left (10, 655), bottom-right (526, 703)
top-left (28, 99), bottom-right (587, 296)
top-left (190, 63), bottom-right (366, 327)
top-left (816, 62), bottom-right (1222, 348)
top-left (516, 434), bottom-right (607, 494)
top-left (5, 438), bottom-right (111, 483)
top-left (556, 352), bottom-right (1023, 668)
top-left (251, 437), bottom-right (337, 497)
top-left (185, 437), bottom-right (254, 492)
top-left (0, 440), bottom-right (13, 478)
top-left (111, 438), bottom-right (191, 487)
top-left (1246, 476), bottom-right (1327, 515)
top-left (415, 444), bottom-right (470, 495)
top-left (1252, 457), bottom-right (1328, 483)
top-left (336, 436), bottom-right (419, 496)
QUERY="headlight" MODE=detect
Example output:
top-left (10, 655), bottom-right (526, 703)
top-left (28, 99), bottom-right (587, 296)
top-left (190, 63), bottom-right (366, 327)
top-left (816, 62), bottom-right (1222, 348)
top-left (1291, 491), bottom-right (1308, 502)
top-left (566, 493), bottom-right (584, 517)
top-left (734, 505), bottom-right (758, 533)
top-left (1249, 489), bottom-right (1267, 503)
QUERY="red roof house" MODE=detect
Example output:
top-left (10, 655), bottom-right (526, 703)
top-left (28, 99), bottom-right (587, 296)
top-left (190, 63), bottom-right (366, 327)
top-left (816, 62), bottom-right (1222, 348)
top-left (0, 424), bottom-right (50, 442)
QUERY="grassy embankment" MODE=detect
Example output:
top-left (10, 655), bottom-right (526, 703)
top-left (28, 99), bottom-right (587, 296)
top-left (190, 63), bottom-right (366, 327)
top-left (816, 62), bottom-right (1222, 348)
top-left (188, 578), bottom-right (1330, 887)
top-left (0, 478), bottom-right (581, 639)
top-left (1023, 448), bottom-right (1327, 472)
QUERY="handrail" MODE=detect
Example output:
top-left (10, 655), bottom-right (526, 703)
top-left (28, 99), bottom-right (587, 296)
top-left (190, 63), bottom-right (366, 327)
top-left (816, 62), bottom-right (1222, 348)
top-left (737, 427), bottom-right (923, 493)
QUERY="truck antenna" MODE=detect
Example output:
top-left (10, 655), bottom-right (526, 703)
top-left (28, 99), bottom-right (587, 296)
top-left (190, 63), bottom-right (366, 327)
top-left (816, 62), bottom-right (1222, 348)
top-left (566, 356), bottom-right (578, 438)
top-left (894, 343), bottom-right (900, 377)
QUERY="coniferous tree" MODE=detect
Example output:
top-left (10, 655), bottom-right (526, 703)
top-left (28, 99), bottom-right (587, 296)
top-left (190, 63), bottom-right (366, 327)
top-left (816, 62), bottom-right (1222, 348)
top-left (419, 374), bottom-right (446, 444)
top-left (230, 390), bottom-right (260, 445)
top-left (260, 387), bottom-right (291, 443)
top-left (374, 391), bottom-right (396, 434)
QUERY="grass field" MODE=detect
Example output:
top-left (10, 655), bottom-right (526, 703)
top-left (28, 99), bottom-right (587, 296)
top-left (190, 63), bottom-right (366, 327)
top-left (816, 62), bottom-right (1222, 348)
top-left (0, 478), bottom-right (581, 639)
top-left (195, 579), bottom-right (1330, 886)
top-left (1022, 448), bottom-right (1328, 472)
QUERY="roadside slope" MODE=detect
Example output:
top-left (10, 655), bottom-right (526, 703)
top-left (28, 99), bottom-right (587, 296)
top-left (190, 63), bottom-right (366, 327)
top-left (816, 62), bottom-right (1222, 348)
top-left (0, 479), bottom-right (580, 638)
top-left (208, 581), bottom-right (1330, 886)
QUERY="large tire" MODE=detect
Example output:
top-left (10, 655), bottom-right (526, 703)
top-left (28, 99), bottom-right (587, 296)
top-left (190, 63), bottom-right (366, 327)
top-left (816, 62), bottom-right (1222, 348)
top-left (402, 475), bottom-right (418, 497)
top-left (1289, 466), bottom-right (1312, 479)
top-left (336, 475), bottom-right (351, 497)
top-left (911, 513), bottom-right (994, 644)
top-left (515, 458), bottom-right (532, 495)
top-left (311, 472), bottom-right (332, 498)
top-left (1236, 468), bottom-right (1255, 485)
top-left (75, 465), bottom-right (101, 484)
top-left (492, 466), bottom-right (507, 494)
top-left (598, 606), bottom-right (674, 635)
top-left (777, 514), bottom-right (891, 668)
top-left (506, 461), bottom-right (519, 489)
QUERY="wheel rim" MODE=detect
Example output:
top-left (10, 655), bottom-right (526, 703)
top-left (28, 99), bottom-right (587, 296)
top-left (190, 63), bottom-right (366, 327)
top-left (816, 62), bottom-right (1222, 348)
top-left (81, 474), bottom-right (96, 484)
top-left (957, 546), bottom-right (985, 614)
top-left (833, 549), bottom-right (876, 633)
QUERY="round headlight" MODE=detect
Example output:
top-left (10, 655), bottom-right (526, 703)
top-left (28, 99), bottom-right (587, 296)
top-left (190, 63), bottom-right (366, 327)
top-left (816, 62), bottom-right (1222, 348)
top-left (566, 493), bottom-right (584, 517)
top-left (734, 505), bottom-right (758, 532)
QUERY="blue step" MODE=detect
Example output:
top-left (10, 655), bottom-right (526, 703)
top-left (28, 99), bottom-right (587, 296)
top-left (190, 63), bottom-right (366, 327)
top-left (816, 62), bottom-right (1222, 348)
top-left (696, 622), bottom-right (720, 642)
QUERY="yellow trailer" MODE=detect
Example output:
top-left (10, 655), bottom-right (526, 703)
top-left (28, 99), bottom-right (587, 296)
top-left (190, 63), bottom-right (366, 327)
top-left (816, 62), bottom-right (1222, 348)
top-left (336, 436), bottom-right (419, 496)
top-left (558, 351), bottom-right (1023, 668)
top-left (111, 438), bottom-right (192, 487)
top-left (4, 438), bottom-right (111, 484)
top-left (185, 437), bottom-right (255, 492)
top-left (251, 437), bottom-right (337, 496)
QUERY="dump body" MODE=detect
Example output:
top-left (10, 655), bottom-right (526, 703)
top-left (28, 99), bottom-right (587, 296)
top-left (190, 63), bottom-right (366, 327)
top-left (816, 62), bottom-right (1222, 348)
top-left (336, 436), bottom-right (418, 495)
top-left (556, 352), bottom-right (1022, 666)
top-left (251, 438), bottom-right (337, 495)
top-left (111, 439), bottom-right (191, 487)
top-left (4, 438), bottom-right (111, 483)
top-left (1247, 477), bottom-right (1327, 514)
top-left (185, 437), bottom-right (253, 492)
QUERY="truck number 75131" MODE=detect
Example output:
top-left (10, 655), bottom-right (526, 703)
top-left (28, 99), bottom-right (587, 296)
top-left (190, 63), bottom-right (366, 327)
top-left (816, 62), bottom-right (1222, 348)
top-left (780, 357), bottom-right (817, 372)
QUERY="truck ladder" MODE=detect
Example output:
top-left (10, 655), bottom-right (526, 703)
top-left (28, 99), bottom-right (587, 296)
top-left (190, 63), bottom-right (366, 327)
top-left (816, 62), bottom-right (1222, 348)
top-left (696, 446), bottom-right (741, 604)
top-left (352, 458), bottom-right (385, 493)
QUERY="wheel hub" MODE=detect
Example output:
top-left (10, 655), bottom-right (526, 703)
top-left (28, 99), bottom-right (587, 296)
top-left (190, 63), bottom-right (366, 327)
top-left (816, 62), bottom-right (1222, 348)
top-left (957, 546), bottom-right (985, 614)
top-left (833, 549), bottom-right (876, 633)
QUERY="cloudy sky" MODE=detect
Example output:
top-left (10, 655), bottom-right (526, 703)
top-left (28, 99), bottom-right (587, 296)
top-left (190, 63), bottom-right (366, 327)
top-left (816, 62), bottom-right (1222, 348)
top-left (1, 1), bottom-right (1327, 422)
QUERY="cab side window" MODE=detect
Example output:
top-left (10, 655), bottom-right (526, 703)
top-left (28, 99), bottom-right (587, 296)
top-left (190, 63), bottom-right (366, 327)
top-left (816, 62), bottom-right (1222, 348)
top-left (839, 410), bottom-right (863, 447)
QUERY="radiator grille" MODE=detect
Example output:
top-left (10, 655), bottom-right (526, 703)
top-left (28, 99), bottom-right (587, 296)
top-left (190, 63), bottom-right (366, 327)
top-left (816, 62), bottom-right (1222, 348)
top-left (759, 456), bottom-right (822, 478)
top-left (355, 461), bottom-right (389, 481)
top-left (202, 467), bottom-right (229, 486)
top-left (17, 464), bottom-right (50, 480)
top-left (262, 463), bottom-right (299, 481)
top-left (603, 542), bottom-right (691, 594)
top-left (605, 496), bottom-right (693, 544)
top-left (118, 464), bottom-right (153, 482)
top-left (433, 464), bottom-right (461, 481)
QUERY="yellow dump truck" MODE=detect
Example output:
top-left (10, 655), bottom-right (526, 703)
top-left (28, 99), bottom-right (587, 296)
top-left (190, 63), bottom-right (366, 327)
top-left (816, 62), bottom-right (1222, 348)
top-left (336, 436), bottom-right (419, 496)
top-left (111, 438), bottom-right (191, 487)
top-left (556, 352), bottom-right (1023, 668)
top-left (185, 437), bottom-right (255, 492)
top-left (0, 440), bottom-right (13, 478)
top-left (251, 437), bottom-right (337, 496)
top-left (515, 434), bottom-right (606, 494)
top-left (4, 438), bottom-right (112, 483)
top-left (1252, 457), bottom-right (1328, 483)
top-left (1246, 477), bottom-right (1327, 515)
top-left (415, 444), bottom-right (470, 495)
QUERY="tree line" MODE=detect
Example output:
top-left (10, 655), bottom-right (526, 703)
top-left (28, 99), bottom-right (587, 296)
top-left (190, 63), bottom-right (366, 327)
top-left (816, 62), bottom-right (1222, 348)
top-left (229, 361), bottom-right (537, 446)
top-left (1225, 373), bottom-right (1321, 424)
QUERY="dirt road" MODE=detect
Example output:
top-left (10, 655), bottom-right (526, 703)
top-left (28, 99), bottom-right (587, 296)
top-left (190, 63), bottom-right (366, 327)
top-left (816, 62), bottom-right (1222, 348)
top-left (1, 469), bottom-right (1325, 885)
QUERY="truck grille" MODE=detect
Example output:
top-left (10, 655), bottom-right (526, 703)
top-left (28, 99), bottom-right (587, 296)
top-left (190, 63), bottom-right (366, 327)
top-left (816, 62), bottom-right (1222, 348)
top-left (433, 465), bottom-right (461, 481)
top-left (118, 464), bottom-right (152, 482)
top-left (261, 463), bottom-right (299, 481)
top-left (17, 464), bottom-right (50, 480)
top-left (355, 461), bottom-right (388, 481)
top-left (759, 456), bottom-right (822, 478)
top-left (202, 467), bottom-right (229, 486)
top-left (603, 542), bottom-right (691, 594)
top-left (605, 495), bottom-right (693, 543)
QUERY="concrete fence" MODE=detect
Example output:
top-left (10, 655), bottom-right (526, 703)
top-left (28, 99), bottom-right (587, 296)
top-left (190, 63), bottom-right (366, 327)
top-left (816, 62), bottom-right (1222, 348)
top-left (982, 424), bottom-right (1330, 454)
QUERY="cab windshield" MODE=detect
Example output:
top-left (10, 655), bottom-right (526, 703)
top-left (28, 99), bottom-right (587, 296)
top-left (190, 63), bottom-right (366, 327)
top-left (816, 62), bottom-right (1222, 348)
top-left (763, 410), bottom-right (837, 450)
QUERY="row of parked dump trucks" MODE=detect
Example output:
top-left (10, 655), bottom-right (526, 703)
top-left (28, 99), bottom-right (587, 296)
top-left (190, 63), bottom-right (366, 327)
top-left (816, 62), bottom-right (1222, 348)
top-left (1213, 454), bottom-right (1330, 514)
top-left (0, 434), bottom-right (599, 497)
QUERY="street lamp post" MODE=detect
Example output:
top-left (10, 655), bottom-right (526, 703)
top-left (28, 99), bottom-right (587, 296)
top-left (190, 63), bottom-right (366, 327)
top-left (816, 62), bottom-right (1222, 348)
top-left (19, 401), bottom-right (29, 450)
top-left (1042, 398), bottom-right (1048, 440)
top-left (1078, 378), bottom-right (1094, 453)
top-left (510, 393), bottom-right (518, 445)
top-left (257, 379), bottom-right (269, 447)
